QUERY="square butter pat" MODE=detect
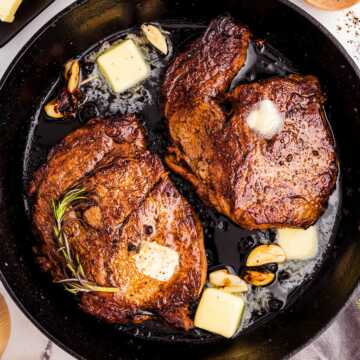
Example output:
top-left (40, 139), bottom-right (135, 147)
top-left (97, 39), bottom-right (150, 93)
top-left (194, 288), bottom-right (245, 338)
top-left (0, 0), bottom-right (22, 23)
top-left (277, 225), bottom-right (318, 260)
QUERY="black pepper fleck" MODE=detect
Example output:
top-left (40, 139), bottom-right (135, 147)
top-left (144, 225), bottom-right (153, 235)
top-left (128, 243), bottom-right (137, 252)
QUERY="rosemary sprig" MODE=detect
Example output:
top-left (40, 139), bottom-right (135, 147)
top-left (52, 188), bottom-right (118, 294)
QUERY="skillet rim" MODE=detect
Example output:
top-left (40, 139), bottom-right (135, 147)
top-left (0, 0), bottom-right (359, 359)
top-left (275, 1), bottom-right (360, 358)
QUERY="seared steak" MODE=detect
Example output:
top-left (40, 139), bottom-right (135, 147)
top-left (162, 16), bottom-right (338, 229)
top-left (29, 116), bottom-right (206, 329)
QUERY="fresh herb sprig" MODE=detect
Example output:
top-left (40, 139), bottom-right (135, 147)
top-left (53, 188), bottom-right (118, 294)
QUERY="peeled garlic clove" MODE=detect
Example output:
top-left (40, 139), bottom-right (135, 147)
top-left (209, 269), bottom-right (227, 286)
top-left (44, 99), bottom-right (64, 119)
top-left (221, 284), bottom-right (248, 294)
top-left (246, 244), bottom-right (286, 267)
top-left (244, 270), bottom-right (275, 287)
top-left (209, 270), bottom-right (245, 287)
top-left (243, 270), bottom-right (275, 287)
top-left (64, 59), bottom-right (76, 80)
top-left (66, 60), bottom-right (80, 94)
top-left (64, 60), bottom-right (73, 80)
top-left (141, 24), bottom-right (168, 55)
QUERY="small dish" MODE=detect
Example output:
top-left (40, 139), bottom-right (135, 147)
top-left (305, 0), bottom-right (359, 10)
top-left (0, 0), bottom-right (54, 47)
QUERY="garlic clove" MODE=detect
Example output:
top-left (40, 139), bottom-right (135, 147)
top-left (64, 59), bottom-right (73, 80)
top-left (209, 269), bottom-right (245, 288)
top-left (243, 270), bottom-right (275, 287)
top-left (246, 244), bottom-right (286, 267)
top-left (44, 99), bottom-right (64, 119)
top-left (208, 269), bottom-right (227, 286)
top-left (141, 24), bottom-right (168, 55)
top-left (66, 60), bottom-right (80, 94)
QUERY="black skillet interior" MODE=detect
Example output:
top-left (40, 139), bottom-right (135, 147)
top-left (0, 0), bottom-right (360, 359)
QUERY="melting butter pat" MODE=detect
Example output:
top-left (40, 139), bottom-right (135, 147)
top-left (277, 225), bottom-right (318, 260)
top-left (134, 241), bottom-right (179, 281)
top-left (194, 288), bottom-right (245, 338)
top-left (246, 99), bottom-right (284, 139)
top-left (97, 39), bottom-right (150, 93)
top-left (0, 0), bottom-right (22, 23)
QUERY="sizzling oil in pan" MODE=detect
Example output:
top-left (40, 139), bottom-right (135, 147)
top-left (22, 21), bottom-right (341, 342)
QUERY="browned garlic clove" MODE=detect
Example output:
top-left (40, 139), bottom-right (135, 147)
top-left (65, 60), bottom-right (80, 94)
top-left (243, 270), bottom-right (275, 287)
top-left (44, 99), bottom-right (64, 119)
top-left (246, 244), bottom-right (286, 267)
top-left (141, 24), bottom-right (168, 55)
top-left (64, 59), bottom-right (74, 80)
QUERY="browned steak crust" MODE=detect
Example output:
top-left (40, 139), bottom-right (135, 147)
top-left (162, 16), bottom-right (338, 229)
top-left (29, 116), bottom-right (206, 329)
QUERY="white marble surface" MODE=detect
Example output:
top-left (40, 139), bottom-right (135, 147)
top-left (0, 282), bottom-right (72, 360)
top-left (0, 0), bottom-right (360, 359)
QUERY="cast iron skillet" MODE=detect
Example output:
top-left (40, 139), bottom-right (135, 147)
top-left (0, 0), bottom-right (360, 359)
